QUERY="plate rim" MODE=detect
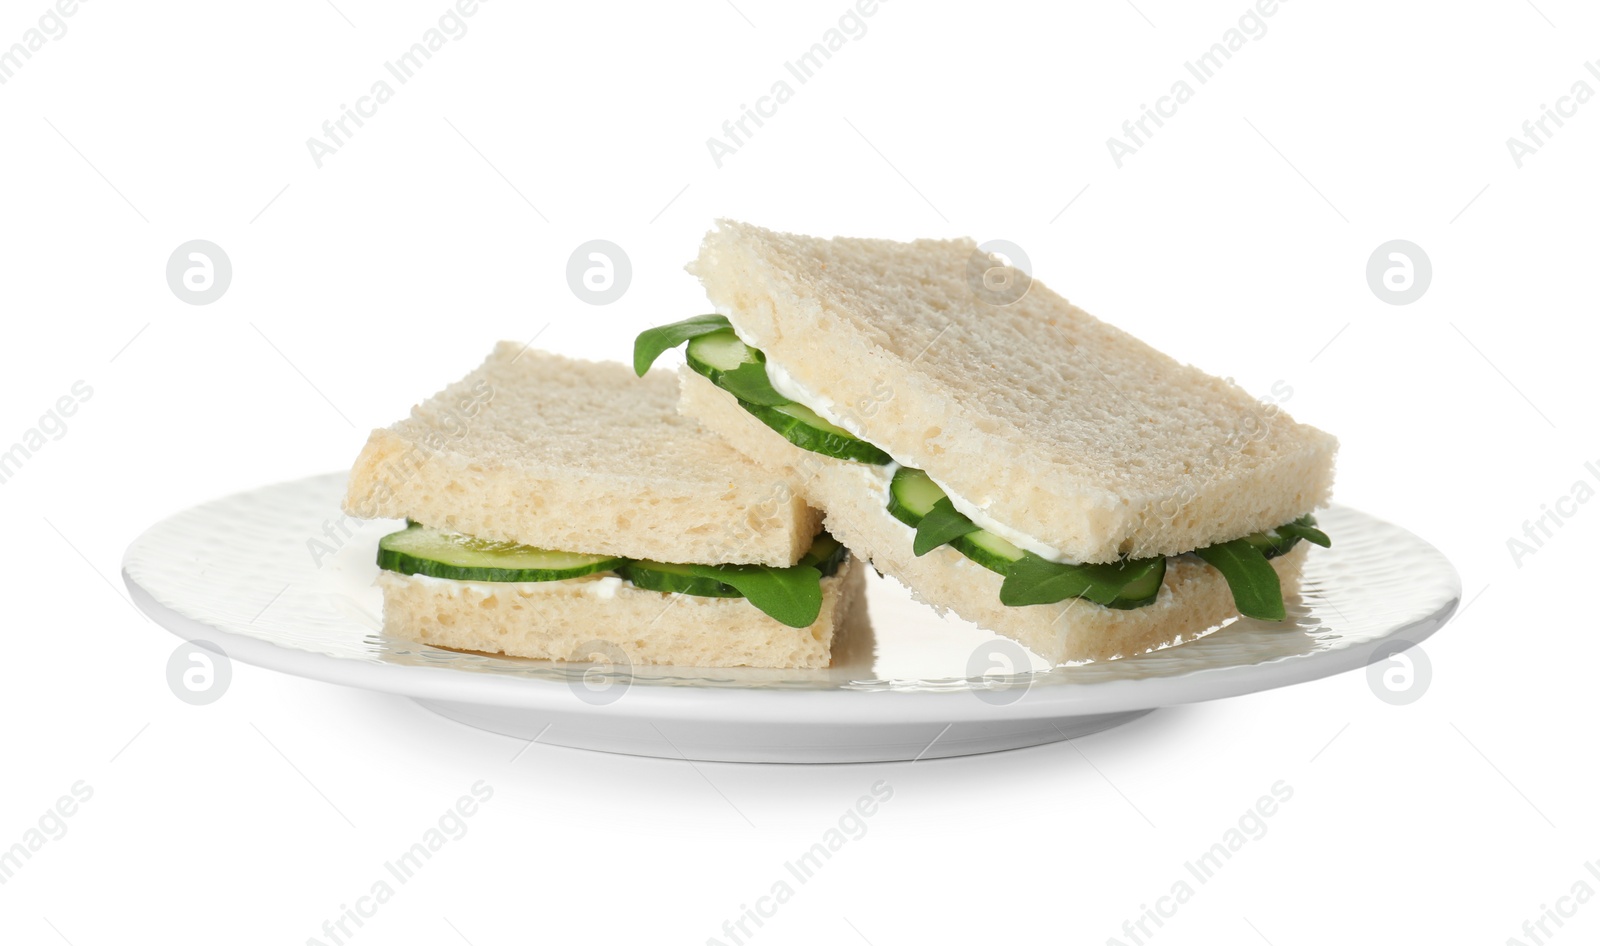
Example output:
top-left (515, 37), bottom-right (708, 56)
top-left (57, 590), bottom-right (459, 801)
top-left (123, 471), bottom-right (1459, 724)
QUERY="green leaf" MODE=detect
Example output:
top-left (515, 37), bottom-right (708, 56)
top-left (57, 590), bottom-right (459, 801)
top-left (913, 498), bottom-right (981, 557)
top-left (717, 360), bottom-right (793, 407)
top-left (1276, 515), bottom-right (1331, 548)
top-left (632, 314), bottom-right (731, 376)
top-left (685, 563), bottom-right (823, 628)
top-left (999, 554), bottom-right (1153, 607)
top-left (1194, 539), bottom-right (1286, 621)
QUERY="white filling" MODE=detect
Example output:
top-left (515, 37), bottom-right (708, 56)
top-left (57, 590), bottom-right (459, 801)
top-left (762, 355), bottom-right (1080, 564)
top-left (404, 571), bottom-right (625, 598)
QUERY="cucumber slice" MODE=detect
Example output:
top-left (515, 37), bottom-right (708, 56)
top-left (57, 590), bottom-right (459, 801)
top-left (797, 532), bottom-right (849, 577)
top-left (378, 525), bottom-right (624, 582)
top-left (687, 330), bottom-right (891, 464)
top-left (617, 560), bottom-right (742, 597)
top-left (740, 401), bottom-right (894, 465)
top-left (1100, 557), bottom-right (1167, 609)
top-left (953, 530), bottom-right (1027, 575)
top-left (618, 532), bottom-right (849, 599)
top-left (887, 467), bottom-right (945, 525)
top-left (887, 468), bottom-right (1023, 575)
top-left (685, 330), bottom-right (756, 375)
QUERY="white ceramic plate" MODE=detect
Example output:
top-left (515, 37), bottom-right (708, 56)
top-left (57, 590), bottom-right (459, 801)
top-left (124, 475), bottom-right (1459, 762)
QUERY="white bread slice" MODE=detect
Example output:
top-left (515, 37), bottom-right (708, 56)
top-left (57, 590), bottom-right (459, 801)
top-left (681, 370), bottom-right (1306, 663)
top-left (375, 556), bottom-right (864, 670)
top-left (689, 220), bottom-right (1337, 563)
top-left (344, 343), bottom-right (821, 566)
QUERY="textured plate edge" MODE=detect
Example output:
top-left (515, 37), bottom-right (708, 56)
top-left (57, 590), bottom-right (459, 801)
top-left (125, 559), bottom-right (1460, 725)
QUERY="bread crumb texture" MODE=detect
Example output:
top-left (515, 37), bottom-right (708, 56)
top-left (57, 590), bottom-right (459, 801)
top-left (689, 220), bottom-right (1337, 562)
top-left (344, 343), bottom-right (820, 566)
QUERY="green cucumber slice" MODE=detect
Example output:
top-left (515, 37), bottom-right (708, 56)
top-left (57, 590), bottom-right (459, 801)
top-left (633, 314), bottom-right (733, 376)
top-left (887, 467), bottom-right (946, 524)
top-left (953, 530), bottom-right (1027, 575)
top-left (797, 533), bottom-right (849, 576)
top-left (377, 525), bottom-right (624, 582)
top-left (619, 532), bottom-right (849, 600)
top-left (684, 328), bottom-right (890, 462)
top-left (685, 329), bottom-right (755, 374)
top-left (617, 560), bottom-right (742, 597)
top-left (685, 330), bottom-right (790, 406)
top-left (887, 467), bottom-right (1025, 575)
top-left (739, 400), bottom-right (893, 465)
top-left (1099, 557), bottom-right (1167, 609)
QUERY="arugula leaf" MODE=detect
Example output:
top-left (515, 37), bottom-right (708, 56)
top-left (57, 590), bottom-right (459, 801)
top-left (1275, 516), bottom-right (1331, 548)
top-left (632, 314), bottom-right (732, 376)
top-left (913, 498), bottom-right (981, 557)
top-left (1194, 539), bottom-right (1286, 621)
top-left (685, 563), bottom-right (823, 628)
top-left (999, 554), bottom-right (1152, 607)
top-left (717, 359), bottom-right (793, 407)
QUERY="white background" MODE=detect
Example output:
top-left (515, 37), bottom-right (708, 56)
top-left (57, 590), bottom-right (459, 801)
top-left (2, 0), bottom-right (1596, 943)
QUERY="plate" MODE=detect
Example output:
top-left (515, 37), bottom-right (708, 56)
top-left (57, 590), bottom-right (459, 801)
top-left (124, 475), bottom-right (1459, 763)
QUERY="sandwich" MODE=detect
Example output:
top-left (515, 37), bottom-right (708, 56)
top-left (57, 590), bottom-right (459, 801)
top-left (635, 221), bottom-right (1337, 664)
top-left (342, 342), bottom-right (864, 670)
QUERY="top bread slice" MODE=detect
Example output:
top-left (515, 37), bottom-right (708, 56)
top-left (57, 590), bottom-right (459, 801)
top-left (343, 342), bottom-right (821, 566)
top-left (689, 221), bottom-right (1337, 563)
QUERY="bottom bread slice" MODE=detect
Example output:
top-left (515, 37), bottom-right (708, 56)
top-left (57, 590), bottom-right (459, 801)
top-left (680, 369), bottom-right (1308, 664)
top-left (375, 556), bottom-right (864, 670)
